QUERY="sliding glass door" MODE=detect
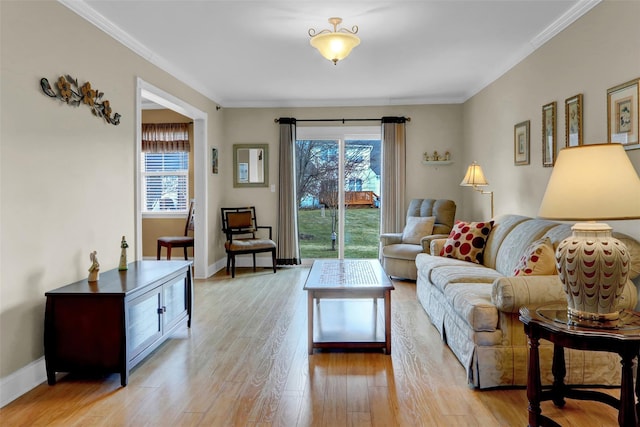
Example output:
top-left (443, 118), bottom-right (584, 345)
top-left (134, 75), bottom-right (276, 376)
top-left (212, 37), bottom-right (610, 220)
top-left (295, 127), bottom-right (381, 261)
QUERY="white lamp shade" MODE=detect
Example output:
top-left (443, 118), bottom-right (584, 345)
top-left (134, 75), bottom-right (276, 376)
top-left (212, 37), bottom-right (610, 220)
top-left (460, 162), bottom-right (489, 187)
top-left (538, 143), bottom-right (640, 221)
top-left (310, 32), bottom-right (360, 64)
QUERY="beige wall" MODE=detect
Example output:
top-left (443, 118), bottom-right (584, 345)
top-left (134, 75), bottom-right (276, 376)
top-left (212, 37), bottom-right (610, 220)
top-left (141, 110), bottom-right (194, 259)
top-left (222, 105), bottom-right (465, 237)
top-left (0, 1), bottom-right (221, 382)
top-left (2, 0), bottom-right (640, 405)
top-left (462, 0), bottom-right (640, 243)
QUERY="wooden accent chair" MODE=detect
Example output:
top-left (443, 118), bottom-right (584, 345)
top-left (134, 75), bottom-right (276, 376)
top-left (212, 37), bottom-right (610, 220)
top-left (157, 200), bottom-right (195, 260)
top-left (221, 207), bottom-right (277, 278)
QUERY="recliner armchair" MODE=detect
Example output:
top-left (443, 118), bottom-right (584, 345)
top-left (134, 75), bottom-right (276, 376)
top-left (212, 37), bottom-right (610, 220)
top-left (380, 198), bottom-right (456, 280)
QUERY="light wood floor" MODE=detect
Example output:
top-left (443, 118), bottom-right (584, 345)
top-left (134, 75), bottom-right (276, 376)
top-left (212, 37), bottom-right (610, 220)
top-left (0, 266), bottom-right (621, 426)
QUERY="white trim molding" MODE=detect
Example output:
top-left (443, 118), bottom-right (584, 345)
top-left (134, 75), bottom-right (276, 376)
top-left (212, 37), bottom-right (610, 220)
top-left (0, 358), bottom-right (47, 408)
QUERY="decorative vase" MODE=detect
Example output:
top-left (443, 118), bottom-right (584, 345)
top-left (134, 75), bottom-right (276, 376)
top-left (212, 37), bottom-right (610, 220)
top-left (556, 222), bottom-right (630, 323)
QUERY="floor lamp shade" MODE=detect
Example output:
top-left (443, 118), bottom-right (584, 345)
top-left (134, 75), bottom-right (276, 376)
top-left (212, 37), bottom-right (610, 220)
top-left (538, 143), bottom-right (640, 322)
top-left (460, 162), bottom-right (494, 218)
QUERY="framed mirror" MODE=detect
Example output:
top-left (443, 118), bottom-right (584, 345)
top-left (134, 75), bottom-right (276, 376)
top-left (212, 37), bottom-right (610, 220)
top-left (233, 144), bottom-right (268, 187)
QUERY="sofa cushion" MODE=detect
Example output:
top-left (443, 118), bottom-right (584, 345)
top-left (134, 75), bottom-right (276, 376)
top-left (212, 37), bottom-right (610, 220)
top-left (402, 216), bottom-right (435, 244)
top-left (614, 232), bottom-right (640, 280)
top-left (494, 219), bottom-right (559, 276)
top-left (429, 265), bottom-right (502, 292)
top-left (482, 215), bottom-right (530, 269)
top-left (440, 220), bottom-right (494, 264)
top-left (513, 237), bottom-right (557, 276)
top-left (443, 282), bottom-right (498, 332)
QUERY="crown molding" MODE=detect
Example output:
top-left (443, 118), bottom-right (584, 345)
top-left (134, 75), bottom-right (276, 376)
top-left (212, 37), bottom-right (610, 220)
top-left (59, 0), bottom-right (601, 108)
top-left (463, 0), bottom-right (601, 102)
top-left (221, 95), bottom-right (465, 109)
top-left (58, 0), bottom-right (221, 104)
top-left (530, 0), bottom-right (601, 49)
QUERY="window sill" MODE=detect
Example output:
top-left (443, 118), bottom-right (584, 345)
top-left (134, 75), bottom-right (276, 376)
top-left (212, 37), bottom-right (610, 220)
top-left (142, 212), bottom-right (188, 219)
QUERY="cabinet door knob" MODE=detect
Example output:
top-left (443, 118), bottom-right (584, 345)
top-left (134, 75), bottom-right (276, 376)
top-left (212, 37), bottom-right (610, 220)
top-left (157, 306), bottom-right (167, 314)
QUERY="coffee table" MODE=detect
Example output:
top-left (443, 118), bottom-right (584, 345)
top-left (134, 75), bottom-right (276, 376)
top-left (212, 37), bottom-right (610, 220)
top-left (303, 259), bottom-right (394, 354)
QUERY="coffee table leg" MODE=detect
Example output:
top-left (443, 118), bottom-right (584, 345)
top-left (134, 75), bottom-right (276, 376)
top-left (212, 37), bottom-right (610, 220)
top-left (384, 289), bottom-right (391, 355)
top-left (307, 291), bottom-right (313, 355)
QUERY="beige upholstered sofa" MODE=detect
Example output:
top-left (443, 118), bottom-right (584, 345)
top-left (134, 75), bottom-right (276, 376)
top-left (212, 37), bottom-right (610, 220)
top-left (380, 198), bottom-right (456, 280)
top-left (416, 214), bottom-right (640, 389)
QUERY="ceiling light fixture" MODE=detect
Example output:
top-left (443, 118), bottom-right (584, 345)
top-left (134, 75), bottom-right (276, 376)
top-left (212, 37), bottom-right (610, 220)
top-left (308, 17), bottom-right (360, 65)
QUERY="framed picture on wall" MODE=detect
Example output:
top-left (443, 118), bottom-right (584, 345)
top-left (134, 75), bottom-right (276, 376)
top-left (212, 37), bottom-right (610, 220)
top-left (607, 78), bottom-right (639, 150)
top-left (565, 94), bottom-right (583, 147)
top-left (542, 102), bottom-right (556, 167)
top-left (211, 147), bottom-right (219, 174)
top-left (514, 120), bottom-right (530, 165)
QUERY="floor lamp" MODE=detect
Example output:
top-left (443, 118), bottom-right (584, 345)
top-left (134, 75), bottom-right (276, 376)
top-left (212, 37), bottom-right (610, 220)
top-left (460, 161), bottom-right (494, 218)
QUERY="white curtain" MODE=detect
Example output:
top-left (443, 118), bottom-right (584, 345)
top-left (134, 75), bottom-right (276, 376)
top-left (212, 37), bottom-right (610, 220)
top-left (380, 117), bottom-right (407, 234)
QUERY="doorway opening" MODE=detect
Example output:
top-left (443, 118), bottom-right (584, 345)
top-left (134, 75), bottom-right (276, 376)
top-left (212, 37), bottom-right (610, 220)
top-left (295, 126), bottom-right (381, 262)
top-left (136, 78), bottom-right (208, 278)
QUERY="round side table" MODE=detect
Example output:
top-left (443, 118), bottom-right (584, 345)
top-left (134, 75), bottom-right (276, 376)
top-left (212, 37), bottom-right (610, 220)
top-left (519, 303), bottom-right (640, 427)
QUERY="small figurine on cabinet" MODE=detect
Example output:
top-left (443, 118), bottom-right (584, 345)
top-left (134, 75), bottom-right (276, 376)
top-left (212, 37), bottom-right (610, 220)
top-left (118, 236), bottom-right (128, 271)
top-left (88, 251), bottom-right (100, 282)
top-left (444, 151), bottom-right (451, 161)
top-left (423, 152), bottom-right (430, 161)
top-left (433, 150), bottom-right (439, 161)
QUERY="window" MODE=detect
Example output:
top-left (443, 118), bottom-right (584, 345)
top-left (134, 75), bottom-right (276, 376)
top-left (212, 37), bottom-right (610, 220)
top-left (141, 152), bottom-right (189, 213)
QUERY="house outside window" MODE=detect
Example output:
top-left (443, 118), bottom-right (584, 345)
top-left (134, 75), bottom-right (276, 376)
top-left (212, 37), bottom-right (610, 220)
top-left (141, 152), bottom-right (189, 213)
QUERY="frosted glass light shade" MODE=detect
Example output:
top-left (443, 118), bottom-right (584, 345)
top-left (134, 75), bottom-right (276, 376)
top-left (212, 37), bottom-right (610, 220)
top-left (310, 32), bottom-right (360, 64)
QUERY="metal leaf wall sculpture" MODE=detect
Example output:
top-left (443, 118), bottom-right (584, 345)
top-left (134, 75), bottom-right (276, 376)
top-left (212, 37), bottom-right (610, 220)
top-left (40, 75), bottom-right (121, 125)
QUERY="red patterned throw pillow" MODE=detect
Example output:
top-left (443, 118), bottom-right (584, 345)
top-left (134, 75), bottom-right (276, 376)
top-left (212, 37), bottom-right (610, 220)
top-left (513, 237), bottom-right (557, 276)
top-left (440, 220), bottom-right (494, 264)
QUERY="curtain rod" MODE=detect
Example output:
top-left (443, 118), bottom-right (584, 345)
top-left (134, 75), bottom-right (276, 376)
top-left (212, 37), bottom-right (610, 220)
top-left (273, 117), bottom-right (410, 123)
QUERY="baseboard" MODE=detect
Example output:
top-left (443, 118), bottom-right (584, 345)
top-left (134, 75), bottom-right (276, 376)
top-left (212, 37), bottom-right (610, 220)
top-left (0, 357), bottom-right (47, 408)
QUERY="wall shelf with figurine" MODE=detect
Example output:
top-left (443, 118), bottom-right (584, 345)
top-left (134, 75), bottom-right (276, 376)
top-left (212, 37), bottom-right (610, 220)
top-left (422, 160), bottom-right (454, 166)
top-left (422, 150), bottom-right (452, 166)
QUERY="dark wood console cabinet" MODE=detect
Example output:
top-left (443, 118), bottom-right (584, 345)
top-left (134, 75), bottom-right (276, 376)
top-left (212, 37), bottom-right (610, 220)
top-left (44, 260), bottom-right (193, 386)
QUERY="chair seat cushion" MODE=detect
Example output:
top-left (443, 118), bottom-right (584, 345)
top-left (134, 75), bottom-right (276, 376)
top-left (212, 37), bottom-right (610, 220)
top-left (225, 238), bottom-right (276, 251)
top-left (158, 236), bottom-right (194, 245)
top-left (381, 243), bottom-right (424, 260)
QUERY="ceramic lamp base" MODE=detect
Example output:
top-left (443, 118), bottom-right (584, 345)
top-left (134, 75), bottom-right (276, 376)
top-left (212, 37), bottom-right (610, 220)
top-left (567, 306), bottom-right (620, 322)
top-left (556, 222), bottom-right (630, 322)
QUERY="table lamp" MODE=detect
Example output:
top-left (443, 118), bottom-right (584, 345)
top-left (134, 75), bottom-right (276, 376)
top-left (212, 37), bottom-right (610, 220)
top-left (538, 143), bottom-right (640, 323)
top-left (460, 161), bottom-right (494, 218)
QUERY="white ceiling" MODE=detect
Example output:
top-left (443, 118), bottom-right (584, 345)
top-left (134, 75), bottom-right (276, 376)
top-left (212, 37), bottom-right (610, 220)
top-left (62, 0), bottom-right (599, 108)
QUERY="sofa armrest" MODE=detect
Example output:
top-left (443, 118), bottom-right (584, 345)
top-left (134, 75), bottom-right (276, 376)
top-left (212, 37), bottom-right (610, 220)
top-left (492, 276), bottom-right (639, 314)
top-left (420, 234), bottom-right (450, 254)
top-left (491, 276), bottom-right (566, 313)
top-left (429, 238), bottom-right (448, 256)
top-left (380, 233), bottom-right (402, 246)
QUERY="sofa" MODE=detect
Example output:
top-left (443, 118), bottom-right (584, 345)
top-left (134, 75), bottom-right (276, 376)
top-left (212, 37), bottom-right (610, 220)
top-left (416, 214), bottom-right (640, 389)
top-left (380, 198), bottom-right (456, 280)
